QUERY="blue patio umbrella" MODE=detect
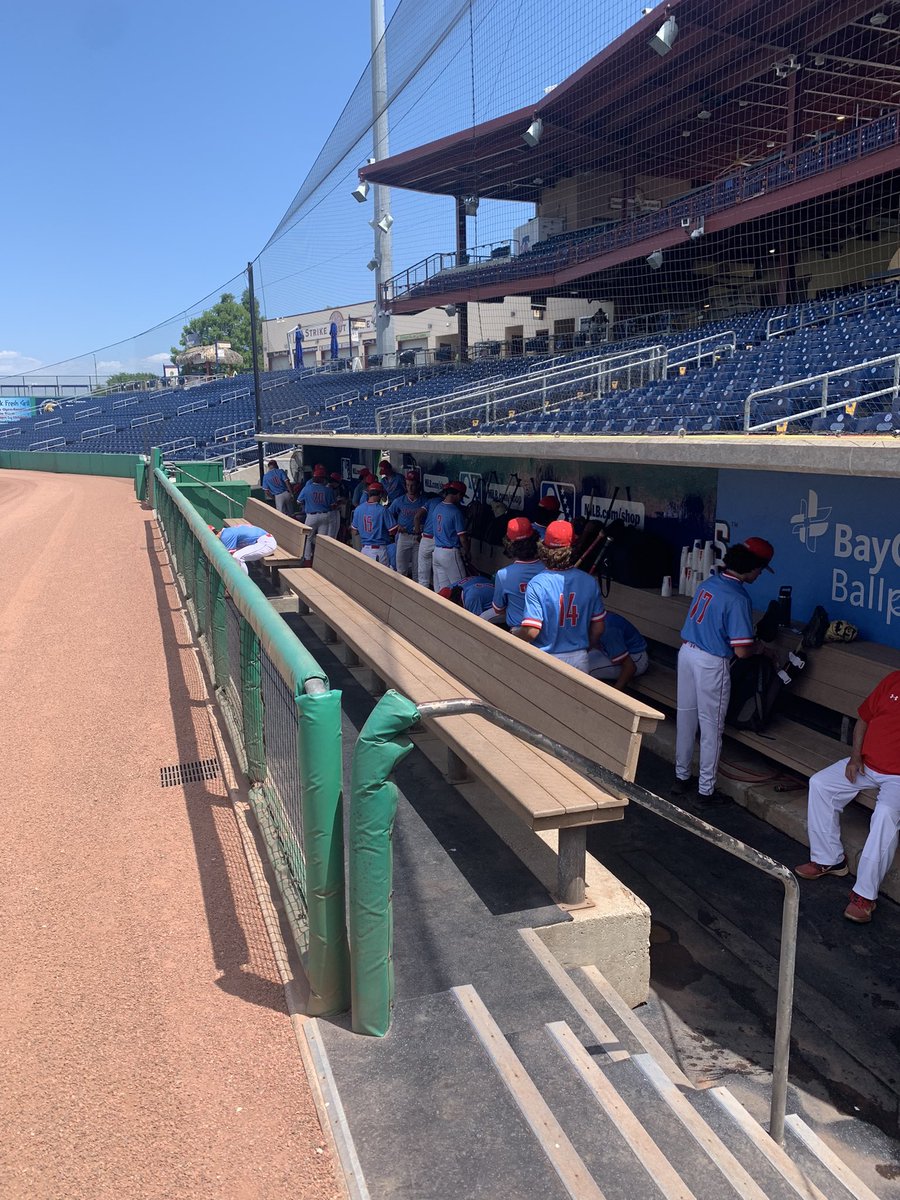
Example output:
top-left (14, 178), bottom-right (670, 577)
top-left (294, 326), bottom-right (304, 369)
top-left (330, 321), bottom-right (339, 361)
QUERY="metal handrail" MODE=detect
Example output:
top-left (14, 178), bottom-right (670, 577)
top-left (765, 281), bottom-right (900, 339)
top-left (414, 696), bottom-right (798, 1146)
top-left (744, 352), bottom-right (900, 431)
top-left (167, 463), bottom-right (248, 514)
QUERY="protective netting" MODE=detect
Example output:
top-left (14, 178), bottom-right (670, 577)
top-left (3, 0), bottom-right (898, 439)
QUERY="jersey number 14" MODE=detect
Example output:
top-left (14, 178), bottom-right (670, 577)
top-left (558, 592), bottom-right (579, 626)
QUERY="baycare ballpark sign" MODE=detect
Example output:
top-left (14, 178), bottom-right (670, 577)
top-left (717, 469), bottom-right (900, 648)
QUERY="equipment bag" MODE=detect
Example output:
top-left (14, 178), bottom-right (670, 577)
top-left (726, 655), bottom-right (783, 732)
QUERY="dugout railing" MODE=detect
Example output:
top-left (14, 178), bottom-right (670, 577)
top-left (153, 466), bottom-right (350, 1016)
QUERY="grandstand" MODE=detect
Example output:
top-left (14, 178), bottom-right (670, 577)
top-left (6, 0), bottom-right (900, 1196)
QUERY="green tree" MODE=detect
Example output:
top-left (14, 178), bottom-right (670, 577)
top-left (172, 289), bottom-right (262, 373)
top-left (105, 371), bottom-right (160, 389)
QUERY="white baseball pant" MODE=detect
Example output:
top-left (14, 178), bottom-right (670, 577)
top-left (304, 511), bottom-right (331, 558)
top-left (417, 536), bottom-right (434, 587)
top-left (675, 642), bottom-right (731, 795)
top-left (807, 758), bottom-right (900, 900)
top-left (327, 510), bottom-right (341, 539)
top-left (551, 649), bottom-right (590, 673)
top-left (432, 546), bottom-right (465, 593)
top-left (361, 545), bottom-right (389, 565)
top-left (394, 532), bottom-right (418, 577)
top-left (231, 534), bottom-right (277, 574)
top-left (273, 492), bottom-right (293, 514)
top-left (588, 648), bottom-right (650, 681)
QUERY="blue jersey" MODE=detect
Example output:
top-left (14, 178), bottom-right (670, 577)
top-left (598, 613), bottom-right (647, 663)
top-left (680, 571), bottom-right (754, 658)
top-left (388, 494), bottom-right (426, 535)
top-left (298, 480), bottom-right (333, 514)
top-left (492, 559), bottom-right (546, 628)
top-left (453, 576), bottom-right (495, 615)
top-left (351, 478), bottom-right (370, 507)
top-left (352, 502), bottom-right (393, 547)
top-left (420, 496), bottom-right (443, 537)
top-left (433, 502), bottom-right (467, 549)
top-left (522, 568), bottom-right (606, 655)
top-left (262, 468), bottom-right (289, 495)
top-left (380, 473), bottom-right (404, 502)
top-left (220, 524), bottom-right (269, 550)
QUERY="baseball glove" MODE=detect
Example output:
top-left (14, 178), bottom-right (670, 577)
top-left (824, 619), bottom-right (858, 643)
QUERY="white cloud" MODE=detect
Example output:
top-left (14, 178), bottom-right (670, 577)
top-left (0, 350), bottom-right (42, 376)
top-left (143, 351), bottom-right (173, 364)
top-left (96, 359), bottom-right (125, 372)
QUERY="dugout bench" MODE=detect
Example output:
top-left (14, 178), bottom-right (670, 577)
top-left (280, 537), bottom-right (664, 905)
top-left (609, 582), bottom-right (900, 811)
top-left (223, 496), bottom-right (310, 574)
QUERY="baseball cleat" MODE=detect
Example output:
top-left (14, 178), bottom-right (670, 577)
top-left (800, 605), bottom-right (830, 650)
top-left (795, 858), bottom-right (849, 879)
top-left (670, 776), bottom-right (695, 797)
top-left (844, 891), bottom-right (876, 923)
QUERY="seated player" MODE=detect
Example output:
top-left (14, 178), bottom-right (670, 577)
top-left (489, 516), bottom-right (546, 629)
top-left (438, 575), bottom-right (495, 616)
top-left (587, 613), bottom-right (649, 691)
top-left (215, 524), bottom-right (277, 574)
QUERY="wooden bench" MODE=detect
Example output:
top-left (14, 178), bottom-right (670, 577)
top-left (609, 581), bottom-right (900, 807)
top-left (224, 495), bottom-right (310, 572)
top-left (281, 537), bottom-right (663, 905)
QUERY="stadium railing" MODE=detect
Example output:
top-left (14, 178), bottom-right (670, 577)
top-left (153, 466), bottom-right (350, 1016)
top-left (744, 352), bottom-right (900, 432)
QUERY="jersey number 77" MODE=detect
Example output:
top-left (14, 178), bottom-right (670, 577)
top-left (558, 592), bottom-right (579, 626)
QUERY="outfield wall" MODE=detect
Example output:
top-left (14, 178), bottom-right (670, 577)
top-left (0, 450), bottom-right (139, 477)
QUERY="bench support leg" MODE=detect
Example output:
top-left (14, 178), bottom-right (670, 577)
top-left (340, 646), bottom-right (360, 667)
top-left (322, 624), bottom-right (338, 645)
top-left (295, 599), bottom-right (310, 616)
top-left (556, 827), bottom-right (587, 907)
top-left (445, 748), bottom-right (468, 784)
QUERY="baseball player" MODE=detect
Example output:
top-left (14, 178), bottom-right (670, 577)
top-left (415, 493), bottom-right (444, 588)
top-left (351, 481), bottom-right (393, 564)
top-left (532, 494), bottom-right (561, 539)
top-left (326, 472), bottom-right (345, 539)
top-left (388, 472), bottom-right (426, 578)
top-left (796, 669), bottom-right (900, 923)
top-left (673, 537), bottom-right (775, 804)
top-left (515, 520), bottom-right (606, 671)
top-left (431, 482), bottom-right (469, 592)
top-left (296, 464), bottom-right (338, 565)
top-left (352, 470), bottom-right (376, 508)
top-left (378, 458), bottom-right (404, 503)
top-left (439, 575), bottom-right (495, 616)
top-left (262, 459), bottom-right (293, 514)
top-left (489, 517), bottom-right (546, 628)
top-left (217, 524), bottom-right (277, 574)
top-left (587, 613), bottom-right (649, 691)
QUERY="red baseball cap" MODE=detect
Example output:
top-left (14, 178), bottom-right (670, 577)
top-left (378, 458), bottom-right (392, 470)
top-left (543, 520), bottom-right (575, 548)
top-left (312, 465), bottom-right (326, 478)
top-left (367, 482), bottom-right (384, 494)
top-left (538, 495), bottom-right (561, 514)
top-left (743, 536), bottom-right (775, 572)
top-left (438, 587), bottom-right (454, 599)
top-left (507, 516), bottom-right (534, 540)
top-left (361, 470), bottom-right (374, 482)
top-left (404, 470), bottom-right (420, 481)
top-left (329, 472), bottom-right (342, 482)
top-left (444, 480), bottom-right (467, 496)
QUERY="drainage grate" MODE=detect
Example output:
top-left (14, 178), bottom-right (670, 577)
top-left (160, 758), bottom-right (219, 788)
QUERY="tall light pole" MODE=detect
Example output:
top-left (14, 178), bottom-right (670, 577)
top-left (371, 0), bottom-right (396, 365)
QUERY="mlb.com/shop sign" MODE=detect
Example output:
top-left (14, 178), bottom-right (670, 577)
top-left (717, 469), bottom-right (900, 648)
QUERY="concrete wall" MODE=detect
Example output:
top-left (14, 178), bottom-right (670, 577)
top-left (0, 450), bottom-right (139, 477)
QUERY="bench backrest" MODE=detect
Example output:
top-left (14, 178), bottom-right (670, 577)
top-left (242, 496), bottom-right (309, 558)
top-left (313, 538), bottom-right (662, 782)
top-left (609, 581), bottom-right (900, 720)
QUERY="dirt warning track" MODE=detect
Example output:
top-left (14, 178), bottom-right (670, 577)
top-left (0, 471), bottom-right (339, 1199)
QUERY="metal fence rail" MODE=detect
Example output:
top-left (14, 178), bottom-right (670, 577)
top-left (744, 352), bottom-right (900, 432)
top-left (153, 466), bottom-right (349, 1014)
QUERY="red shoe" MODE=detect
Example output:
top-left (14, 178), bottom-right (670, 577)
top-left (795, 858), bottom-right (849, 880)
top-left (844, 891), bottom-right (876, 923)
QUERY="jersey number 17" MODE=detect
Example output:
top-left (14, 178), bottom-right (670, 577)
top-left (688, 589), bottom-right (713, 623)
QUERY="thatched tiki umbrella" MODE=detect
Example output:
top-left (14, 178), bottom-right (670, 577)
top-left (176, 342), bottom-right (244, 377)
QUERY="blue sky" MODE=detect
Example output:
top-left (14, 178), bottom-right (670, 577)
top-left (0, 0), bottom-right (397, 374)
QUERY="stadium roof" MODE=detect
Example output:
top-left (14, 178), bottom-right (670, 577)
top-left (361, 0), bottom-right (900, 200)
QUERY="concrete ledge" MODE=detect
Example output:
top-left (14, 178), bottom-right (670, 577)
top-left (411, 727), bottom-right (651, 1008)
top-left (643, 715), bottom-right (900, 905)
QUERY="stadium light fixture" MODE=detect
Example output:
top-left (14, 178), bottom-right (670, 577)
top-left (522, 118), bottom-right (543, 148)
top-left (648, 14), bottom-right (678, 56)
top-left (646, 250), bottom-right (664, 269)
top-left (352, 181), bottom-right (370, 203)
top-left (689, 217), bottom-right (705, 240)
top-left (367, 257), bottom-right (381, 271)
top-left (369, 214), bottom-right (394, 233)
top-left (698, 108), bottom-right (712, 120)
top-left (870, 11), bottom-right (888, 25)
top-left (443, 304), bottom-right (457, 317)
